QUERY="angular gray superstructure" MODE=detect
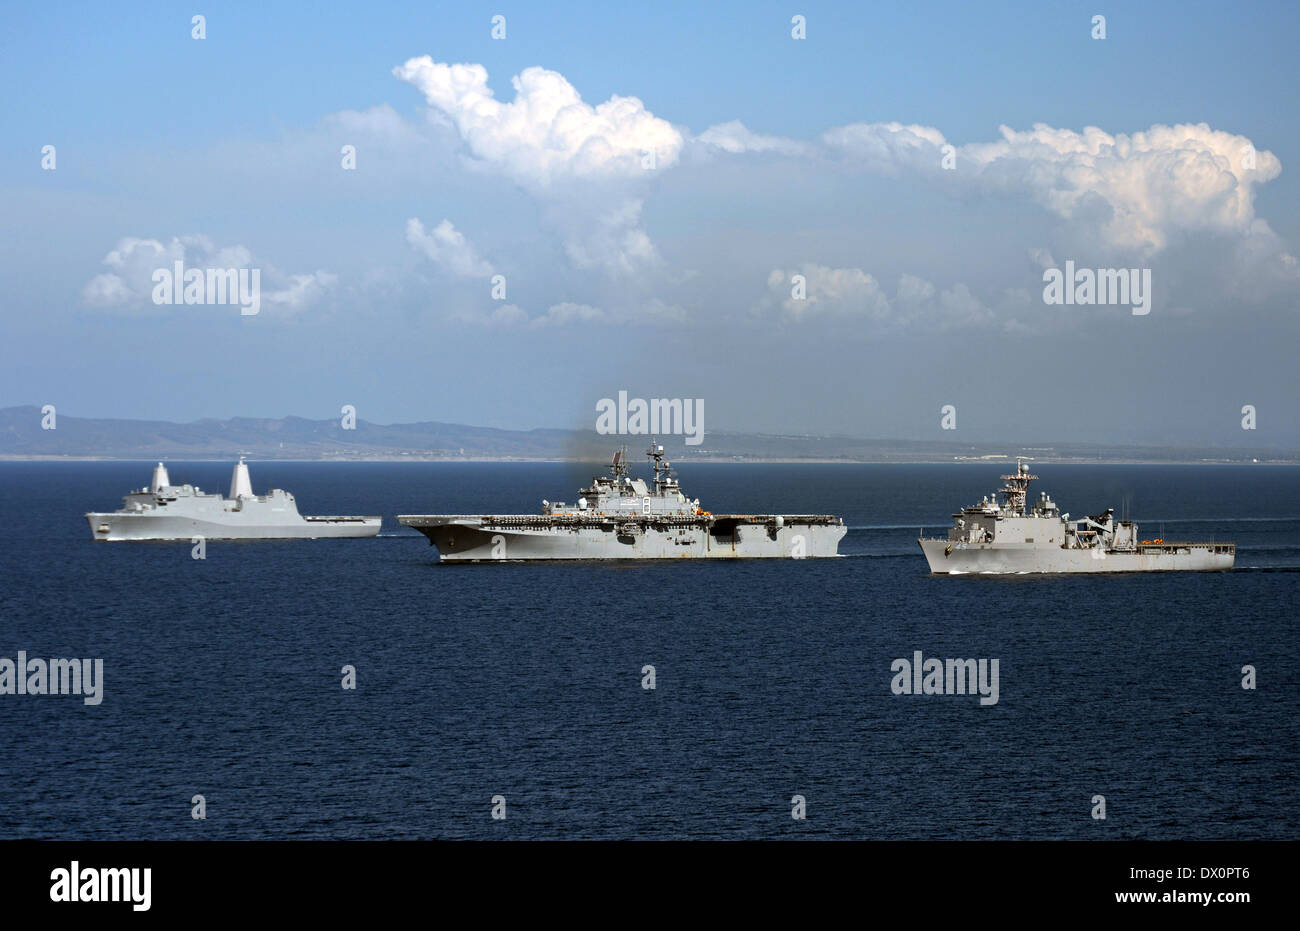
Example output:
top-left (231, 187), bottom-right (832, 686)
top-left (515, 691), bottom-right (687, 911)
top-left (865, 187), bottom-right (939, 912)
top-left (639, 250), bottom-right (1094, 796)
top-left (398, 443), bottom-right (846, 560)
top-left (918, 459), bottom-right (1234, 573)
top-left (87, 459), bottom-right (381, 541)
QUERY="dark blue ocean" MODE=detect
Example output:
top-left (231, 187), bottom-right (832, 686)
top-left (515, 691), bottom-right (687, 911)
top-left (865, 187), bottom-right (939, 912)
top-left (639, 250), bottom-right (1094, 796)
top-left (1, 461), bottom-right (1296, 839)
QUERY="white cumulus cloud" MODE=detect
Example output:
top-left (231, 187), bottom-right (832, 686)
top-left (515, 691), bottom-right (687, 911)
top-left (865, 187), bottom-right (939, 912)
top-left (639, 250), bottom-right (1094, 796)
top-left (405, 218), bottom-right (494, 278)
top-left (533, 302), bottom-right (605, 326)
top-left (386, 57), bottom-right (1293, 310)
top-left (264, 271), bottom-right (338, 310)
top-left (392, 56), bottom-right (683, 186)
top-left (394, 56), bottom-right (683, 276)
top-left (960, 122), bottom-right (1282, 254)
top-left (708, 116), bottom-right (1287, 265)
top-left (822, 121), bottom-right (949, 175)
top-left (696, 120), bottom-right (815, 157)
top-left (81, 235), bottom-right (335, 315)
top-left (763, 264), bottom-right (993, 330)
top-left (765, 265), bottom-right (891, 320)
top-left (824, 119), bottom-right (1284, 258)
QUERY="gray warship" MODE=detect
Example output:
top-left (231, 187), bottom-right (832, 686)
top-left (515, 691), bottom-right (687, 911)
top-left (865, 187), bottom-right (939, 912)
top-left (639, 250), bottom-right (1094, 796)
top-left (918, 459), bottom-right (1234, 573)
top-left (398, 443), bottom-right (846, 560)
top-left (87, 460), bottom-right (381, 541)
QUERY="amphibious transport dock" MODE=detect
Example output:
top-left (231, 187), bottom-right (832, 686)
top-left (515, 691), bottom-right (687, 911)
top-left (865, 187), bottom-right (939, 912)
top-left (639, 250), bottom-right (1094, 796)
top-left (398, 444), bottom-right (846, 561)
top-left (87, 460), bottom-right (382, 541)
top-left (918, 459), bottom-right (1234, 574)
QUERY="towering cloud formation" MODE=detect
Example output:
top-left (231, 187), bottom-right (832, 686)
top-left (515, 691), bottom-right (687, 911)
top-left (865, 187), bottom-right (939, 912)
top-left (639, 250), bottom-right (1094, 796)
top-left (391, 53), bottom-right (1292, 300)
top-left (708, 115), bottom-right (1287, 264)
top-left (819, 120), bottom-right (1285, 257)
top-left (960, 122), bottom-right (1283, 254)
top-left (394, 56), bottom-right (684, 275)
top-left (393, 57), bottom-right (683, 185)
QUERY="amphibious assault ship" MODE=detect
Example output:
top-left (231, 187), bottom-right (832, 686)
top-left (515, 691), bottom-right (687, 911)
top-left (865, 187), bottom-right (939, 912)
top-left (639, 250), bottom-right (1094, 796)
top-left (398, 444), bottom-right (846, 560)
top-left (918, 460), bottom-right (1234, 573)
top-left (87, 460), bottom-right (382, 541)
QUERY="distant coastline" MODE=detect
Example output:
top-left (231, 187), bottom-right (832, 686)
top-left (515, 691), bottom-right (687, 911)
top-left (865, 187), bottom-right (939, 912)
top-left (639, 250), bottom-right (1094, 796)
top-left (2, 406), bottom-right (1295, 465)
top-left (3, 455), bottom-right (1297, 466)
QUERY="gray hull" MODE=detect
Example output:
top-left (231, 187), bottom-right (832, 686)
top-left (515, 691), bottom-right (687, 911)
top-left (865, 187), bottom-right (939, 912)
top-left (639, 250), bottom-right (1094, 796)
top-left (400, 515), bottom-right (846, 560)
top-left (88, 512), bottom-right (381, 541)
top-left (88, 461), bottom-right (380, 541)
top-left (919, 538), bottom-right (1234, 574)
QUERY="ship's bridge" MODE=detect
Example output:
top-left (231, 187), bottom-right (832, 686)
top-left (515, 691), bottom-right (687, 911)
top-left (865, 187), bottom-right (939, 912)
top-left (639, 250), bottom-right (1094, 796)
top-left (542, 443), bottom-right (702, 518)
top-left (946, 460), bottom-right (1071, 545)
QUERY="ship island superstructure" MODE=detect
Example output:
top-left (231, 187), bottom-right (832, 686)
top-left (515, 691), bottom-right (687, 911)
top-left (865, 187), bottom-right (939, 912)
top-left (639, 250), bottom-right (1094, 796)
top-left (918, 459), bottom-right (1234, 573)
top-left (87, 460), bottom-right (381, 541)
top-left (398, 444), bottom-right (846, 560)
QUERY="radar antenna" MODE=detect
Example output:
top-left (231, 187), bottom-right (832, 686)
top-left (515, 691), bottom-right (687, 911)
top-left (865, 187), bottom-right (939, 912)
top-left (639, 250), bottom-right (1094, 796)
top-left (610, 446), bottom-right (629, 480)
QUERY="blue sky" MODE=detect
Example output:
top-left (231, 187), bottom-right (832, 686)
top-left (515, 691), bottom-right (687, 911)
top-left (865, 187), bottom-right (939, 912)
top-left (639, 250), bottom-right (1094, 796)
top-left (2, 0), bottom-right (1298, 446)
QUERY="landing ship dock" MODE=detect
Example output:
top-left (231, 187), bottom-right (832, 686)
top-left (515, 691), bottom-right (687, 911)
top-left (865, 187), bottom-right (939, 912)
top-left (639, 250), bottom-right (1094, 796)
top-left (918, 459), bottom-right (1234, 574)
top-left (87, 460), bottom-right (381, 541)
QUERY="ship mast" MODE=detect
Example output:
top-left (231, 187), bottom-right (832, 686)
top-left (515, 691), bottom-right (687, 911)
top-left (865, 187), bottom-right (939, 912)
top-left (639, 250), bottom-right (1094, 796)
top-left (150, 462), bottom-right (170, 493)
top-left (998, 458), bottom-right (1037, 515)
top-left (229, 456), bottom-right (254, 499)
top-left (646, 441), bottom-right (675, 494)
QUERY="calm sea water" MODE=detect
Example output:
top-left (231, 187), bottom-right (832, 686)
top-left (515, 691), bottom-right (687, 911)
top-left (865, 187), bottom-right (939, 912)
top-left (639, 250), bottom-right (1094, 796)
top-left (0, 461), bottom-right (1296, 839)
